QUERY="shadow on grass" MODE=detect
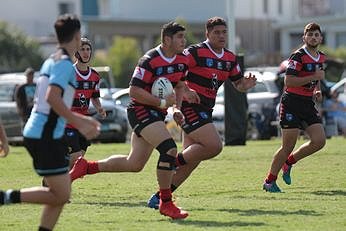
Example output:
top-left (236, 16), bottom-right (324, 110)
top-left (311, 190), bottom-right (346, 196)
top-left (218, 208), bottom-right (322, 216)
top-left (79, 201), bottom-right (145, 208)
top-left (172, 219), bottom-right (266, 228)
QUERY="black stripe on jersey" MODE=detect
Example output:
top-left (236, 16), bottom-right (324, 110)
top-left (137, 48), bottom-right (159, 72)
top-left (130, 77), bottom-right (148, 89)
top-left (75, 81), bottom-right (97, 90)
top-left (188, 72), bottom-right (224, 89)
top-left (197, 94), bottom-right (215, 109)
top-left (42, 108), bottom-right (59, 140)
top-left (196, 57), bottom-right (235, 72)
top-left (302, 63), bottom-right (323, 72)
top-left (152, 63), bottom-right (188, 78)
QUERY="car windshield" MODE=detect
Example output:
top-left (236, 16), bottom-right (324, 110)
top-left (0, 84), bottom-right (16, 102)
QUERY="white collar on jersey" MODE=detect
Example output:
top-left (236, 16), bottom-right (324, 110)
top-left (303, 46), bottom-right (320, 62)
top-left (204, 40), bottom-right (224, 58)
top-left (155, 45), bottom-right (176, 64)
top-left (73, 63), bottom-right (92, 80)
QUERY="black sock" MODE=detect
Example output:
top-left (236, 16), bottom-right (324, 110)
top-left (177, 153), bottom-right (187, 166)
top-left (10, 190), bottom-right (21, 203)
top-left (171, 184), bottom-right (178, 193)
top-left (38, 226), bottom-right (51, 231)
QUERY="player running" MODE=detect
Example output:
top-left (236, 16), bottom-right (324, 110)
top-left (69, 21), bottom-right (199, 219)
top-left (263, 22), bottom-right (326, 192)
top-left (66, 37), bottom-right (106, 169)
top-left (0, 14), bottom-right (100, 231)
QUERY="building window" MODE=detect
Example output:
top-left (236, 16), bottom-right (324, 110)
top-left (59, 2), bottom-right (75, 14)
top-left (263, 0), bottom-right (268, 14)
top-left (278, 0), bottom-right (282, 14)
top-left (299, 0), bottom-right (345, 17)
top-left (336, 32), bottom-right (346, 48)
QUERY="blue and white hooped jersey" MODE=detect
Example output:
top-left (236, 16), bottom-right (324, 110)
top-left (23, 48), bottom-right (76, 139)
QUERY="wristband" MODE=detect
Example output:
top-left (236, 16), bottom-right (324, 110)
top-left (159, 99), bottom-right (167, 108)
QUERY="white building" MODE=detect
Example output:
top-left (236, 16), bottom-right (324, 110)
top-left (0, 0), bottom-right (346, 64)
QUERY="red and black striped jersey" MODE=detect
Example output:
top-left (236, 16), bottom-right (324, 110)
top-left (129, 45), bottom-right (188, 111)
top-left (183, 41), bottom-right (242, 109)
top-left (285, 47), bottom-right (326, 97)
top-left (66, 65), bottom-right (101, 128)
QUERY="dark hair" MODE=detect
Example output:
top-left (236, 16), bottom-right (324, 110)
top-left (25, 67), bottom-right (34, 75)
top-left (161, 21), bottom-right (185, 41)
top-left (206, 17), bottom-right (227, 32)
top-left (304, 22), bottom-right (322, 35)
top-left (54, 14), bottom-right (81, 43)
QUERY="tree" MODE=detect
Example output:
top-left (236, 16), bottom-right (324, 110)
top-left (0, 21), bottom-right (43, 73)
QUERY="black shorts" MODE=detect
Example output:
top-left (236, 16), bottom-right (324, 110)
top-left (127, 105), bottom-right (166, 137)
top-left (65, 127), bottom-right (91, 154)
top-left (279, 92), bottom-right (322, 130)
top-left (24, 137), bottom-right (69, 176)
top-left (180, 102), bottom-right (213, 134)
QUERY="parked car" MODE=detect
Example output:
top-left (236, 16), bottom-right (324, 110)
top-left (215, 68), bottom-right (281, 140)
top-left (0, 72), bottom-right (30, 144)
top-left (89, 98), bottom-right (128, 143)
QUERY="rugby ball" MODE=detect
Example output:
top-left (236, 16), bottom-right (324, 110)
top-left (151, 77), bottom-right (173, 99)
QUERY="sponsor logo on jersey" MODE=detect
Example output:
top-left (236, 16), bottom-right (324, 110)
top-left (133, 67), bottom-right (145, 79)
top-left (167, 66), bottom-right (174, 74)
top-left (156, 67), bottom-right (163, 76)
top-left (178, 64), bottom-right (184, 71)
top-left (226, 62), bottom-right (231, 71)
top-left (211, 73), bottom-right (218, 90)
top-left (199, 112), bottom-right (208, 119)
top-left (217, 62), bottom-right (223, 70)
top-left (83, 82), bottom-right (89, 89)
top-left (206, 58), bottom-right (214, 67)
top-left (285, 113), bottom-right (293, 121)
top-left (78, 93), bottom-right (87, 108)
top-left (306, 63), bottom-right (313, 71)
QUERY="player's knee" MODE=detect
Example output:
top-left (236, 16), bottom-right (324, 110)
top-left (311, 136), bottom-right (326, 150)
top-left (52, 189), bottom-right (71, 205)
top-left (129, 162), bottom-right (146, 172)
top-left (156, 138), bottom-right (177, 170)
top-left (205, 140), bottom-right (223, 158)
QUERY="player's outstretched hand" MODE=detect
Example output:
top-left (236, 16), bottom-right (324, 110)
top-left (98, 107), bottom-right (107, 119)
top-left (243, 72), bottom-right (257, 90)
top-left (0, 141), bottom-right (9, 158)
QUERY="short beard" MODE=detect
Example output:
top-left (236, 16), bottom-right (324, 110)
top-left (306, 43), bottom-right (318, 49)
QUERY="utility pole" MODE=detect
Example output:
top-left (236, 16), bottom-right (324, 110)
top-left (224, 0), bottom-right (248, 145)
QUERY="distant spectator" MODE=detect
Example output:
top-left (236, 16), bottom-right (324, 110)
top-left (323, 90), bottom-right (346, 136)
top-left (15, 67), bottom-right (36, 124)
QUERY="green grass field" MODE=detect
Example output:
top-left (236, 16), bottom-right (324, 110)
top-left (0, 137), bottom-right (345, 231)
